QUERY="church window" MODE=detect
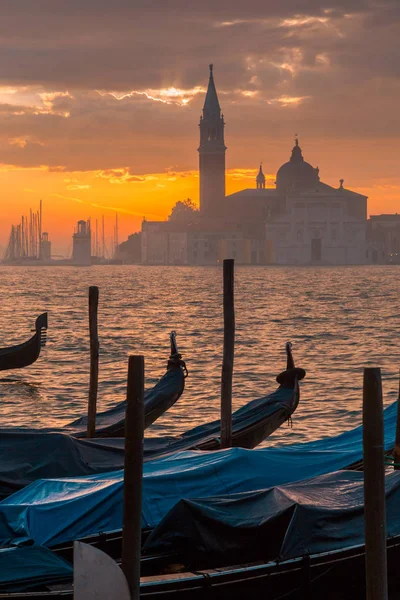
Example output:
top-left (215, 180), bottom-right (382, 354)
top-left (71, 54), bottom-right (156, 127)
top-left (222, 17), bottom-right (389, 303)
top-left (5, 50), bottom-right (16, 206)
top-left (332, 229), bottom-right (337, 241)
top-left (297, 230), bottom-right (303, 242)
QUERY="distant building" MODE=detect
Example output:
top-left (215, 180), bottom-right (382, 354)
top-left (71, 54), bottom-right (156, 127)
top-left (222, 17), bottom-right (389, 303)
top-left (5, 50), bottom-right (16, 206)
top-left (72, 220), bottom-right (91, 266)
top-left (198, 64), bottom-right (226, 217)
top-left (142, 65), bottom-right (368, 266)
top-left (40, 232), bottom-right (51, 261)
top-left (367, 214), bottom-right (400, 264)
top-left (248, 146), bottom-right (367, 265)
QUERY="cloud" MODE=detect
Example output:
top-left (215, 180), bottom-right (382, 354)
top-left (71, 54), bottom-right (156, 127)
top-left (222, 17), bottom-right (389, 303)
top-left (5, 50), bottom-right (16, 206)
top-left (94, 168), bottom-right (160, 184)
top-left (267, 95), bottom-right (311, 107)
top-left (66, 183), bottom-right (91, 190)
top-left (53, 192), bottom-right (162, 219)
top-left (0, 0), bottom-right (399, 236)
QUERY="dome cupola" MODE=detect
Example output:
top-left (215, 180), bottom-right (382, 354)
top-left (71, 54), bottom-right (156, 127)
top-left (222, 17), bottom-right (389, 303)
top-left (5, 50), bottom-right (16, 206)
top-left (276, 138), bottom-right (319, 194)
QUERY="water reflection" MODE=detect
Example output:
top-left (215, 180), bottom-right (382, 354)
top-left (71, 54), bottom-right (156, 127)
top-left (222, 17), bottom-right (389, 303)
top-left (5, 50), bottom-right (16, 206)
top-left (0, 378), bottom-right (41, 401)
top-left (0, 265), bottom-right (398, 445)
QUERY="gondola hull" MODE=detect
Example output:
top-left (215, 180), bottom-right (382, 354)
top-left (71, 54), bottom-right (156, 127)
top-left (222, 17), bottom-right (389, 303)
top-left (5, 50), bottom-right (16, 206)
top-left (66, 365), bottom-right (186, 438)
top-left (197, 381), bottom-right (299, 451)
top-left (0, 313), bottom-right (47, 371)
top-left (2, 537), bottom-right (400, 600)
top-left (65, 331), bottom-right (187, 437)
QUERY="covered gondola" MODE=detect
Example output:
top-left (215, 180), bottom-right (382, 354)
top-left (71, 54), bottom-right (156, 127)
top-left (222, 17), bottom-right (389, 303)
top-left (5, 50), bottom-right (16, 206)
top-left (3, 471), bottom-right (400, 599)
top-left (141, 342), bottom-right (304, 459)
top-left (66, 331), bottom-right (187, 437)
top-left (139, 469), bottom-right (400, 599)
top-left (0, 313), bottom-right (47, 372)
top-left (0, 343), bottom-right (304, 497)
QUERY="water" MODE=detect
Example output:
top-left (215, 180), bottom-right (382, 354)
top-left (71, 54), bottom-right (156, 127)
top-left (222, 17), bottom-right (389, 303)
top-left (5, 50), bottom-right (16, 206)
top-left (0, 265), bottom-right (398, 446)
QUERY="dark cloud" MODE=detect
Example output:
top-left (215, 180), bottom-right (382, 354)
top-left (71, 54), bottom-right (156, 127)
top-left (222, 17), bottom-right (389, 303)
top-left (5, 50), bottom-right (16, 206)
top-left (0, 0), bottom-right (398, 182)
top-left (0, 0), bottom-right (396, 88)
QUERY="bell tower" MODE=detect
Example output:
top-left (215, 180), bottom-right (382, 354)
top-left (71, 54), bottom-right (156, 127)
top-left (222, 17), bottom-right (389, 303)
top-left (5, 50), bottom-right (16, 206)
top-left (256, 163), bottom-right (266, 189)
top-left (198, 64), bottom-right (226, 216)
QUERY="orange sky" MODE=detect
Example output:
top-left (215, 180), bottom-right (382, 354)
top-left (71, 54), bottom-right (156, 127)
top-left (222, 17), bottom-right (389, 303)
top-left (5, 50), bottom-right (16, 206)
top-left (1, 2), bottom-right (400, 255)
top-left (1, 139), bottom-right (399, 256)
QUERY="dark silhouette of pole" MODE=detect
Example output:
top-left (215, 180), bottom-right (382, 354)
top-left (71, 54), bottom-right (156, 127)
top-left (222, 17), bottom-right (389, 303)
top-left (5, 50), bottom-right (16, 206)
top-left (87, 286), bottom-right (99, 438)
top-left (394, 371), bottom-right (400, 470)
top-left (121, 355), bottom-right (144, 600)
top-left (221, 259), bottom-right (235, 449)
top-left (363, 367), bottom-right (388, 600)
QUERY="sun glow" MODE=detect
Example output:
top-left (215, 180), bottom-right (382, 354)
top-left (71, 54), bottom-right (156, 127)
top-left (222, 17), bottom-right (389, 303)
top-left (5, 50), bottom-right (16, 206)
top-left (280, 16), bottom-right (329, 27)
top-left (268, 95), bottom-right (311, 107)
top-left (103, 86), bottom-right (205, 106)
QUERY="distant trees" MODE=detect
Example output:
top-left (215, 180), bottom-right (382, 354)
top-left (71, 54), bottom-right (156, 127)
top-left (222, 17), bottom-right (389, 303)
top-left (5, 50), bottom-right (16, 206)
top-left (168, 198), bottom-right (199, 222)
top-left (117, 232), bottom-right (141, 263)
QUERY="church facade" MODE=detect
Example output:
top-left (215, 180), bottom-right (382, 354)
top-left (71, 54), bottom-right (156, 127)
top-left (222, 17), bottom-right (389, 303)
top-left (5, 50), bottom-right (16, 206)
top-left (141, 66), bottom-right (368, 265)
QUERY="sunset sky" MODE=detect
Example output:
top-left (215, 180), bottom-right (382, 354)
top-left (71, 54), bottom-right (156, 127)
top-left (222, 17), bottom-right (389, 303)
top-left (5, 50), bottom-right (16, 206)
top-left (1, 0), bottom-right (400, 255)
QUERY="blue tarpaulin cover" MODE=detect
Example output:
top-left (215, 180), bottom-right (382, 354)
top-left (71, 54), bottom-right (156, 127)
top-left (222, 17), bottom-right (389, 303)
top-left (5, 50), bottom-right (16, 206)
top-left (144, 470), bottom-right (400, 562)
top-left (0, 399), bottom-right (397, 549)
top-left (0, 545), bottom-right (72, 591)
top-left (0, 431), bottom-right (125, 498)
top-left (0, 385), bottom-right (295, 497)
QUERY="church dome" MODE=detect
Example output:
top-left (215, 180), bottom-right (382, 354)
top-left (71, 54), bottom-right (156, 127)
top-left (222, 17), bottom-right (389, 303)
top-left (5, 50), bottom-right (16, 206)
top-left (276, 139), bottom-right (319, 193)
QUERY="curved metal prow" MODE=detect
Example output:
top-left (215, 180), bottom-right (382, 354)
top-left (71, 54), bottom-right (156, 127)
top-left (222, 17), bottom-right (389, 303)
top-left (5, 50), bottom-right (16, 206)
top-left (35, 313), bottom-right (48, 331)
top-left (168, 331), bottom-right (188, 377)
top-left (74, 542), bottom-right (130, 600)
top-left (286, 341), bottom-right (295, 370)
top-left (35, 313), bottom-right (48, 348)
top-left (170, 330), bottom-right (179, 359)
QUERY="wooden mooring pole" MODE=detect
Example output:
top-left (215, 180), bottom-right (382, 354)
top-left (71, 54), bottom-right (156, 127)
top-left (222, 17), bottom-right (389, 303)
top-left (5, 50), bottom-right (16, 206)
top-left (87, 286), bottom-right (99, 438)
top-left (363, 367), bottom-right (388, 600)
top-left (221, 258), bottom-right (235, 449)
top-left (394, 370), bottom-right (400, 470)
top-left (121, 355), bottom-right (144, 600)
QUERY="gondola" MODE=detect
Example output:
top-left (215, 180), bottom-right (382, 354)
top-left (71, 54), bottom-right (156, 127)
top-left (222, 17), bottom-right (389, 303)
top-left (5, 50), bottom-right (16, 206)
top-left (0, 343), bottom-right (304, 498)
top-left (0, 313), bottom-right (47, 371)
top-left (141, 341), bottom-right (305, 460)
top-left (3, 471), bottom-right (400, 599)
top-left (65, 331), bottom-right (188, 437)
top-left (2, 539), bottom-right (400, 600)
top-left (0, 344), bottom-right (305, 558)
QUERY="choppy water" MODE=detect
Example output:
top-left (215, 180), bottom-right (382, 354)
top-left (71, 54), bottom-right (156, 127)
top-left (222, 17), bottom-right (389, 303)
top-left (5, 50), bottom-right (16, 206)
top-left (0, 265), bottom-right (399, 446)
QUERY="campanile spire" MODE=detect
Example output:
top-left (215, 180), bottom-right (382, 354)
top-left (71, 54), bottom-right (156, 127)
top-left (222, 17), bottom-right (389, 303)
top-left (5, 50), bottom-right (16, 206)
top-left (198, 64), bottom-right (226, 216)
top-left (256, 163), bottom-right (266, 189)
top-left (203, 64), bottom-right (221, 118)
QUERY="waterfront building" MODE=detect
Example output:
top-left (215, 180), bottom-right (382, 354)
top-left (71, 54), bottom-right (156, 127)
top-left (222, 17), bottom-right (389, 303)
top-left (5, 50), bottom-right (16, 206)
top-left (141, 66), bottom-right (368, 266)
top-left (72, 220), bottom-right (91, 266)
top-left (40, 232), bottom-right (51, 261)
top-left (367, 214), bottom-right (400, 263)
